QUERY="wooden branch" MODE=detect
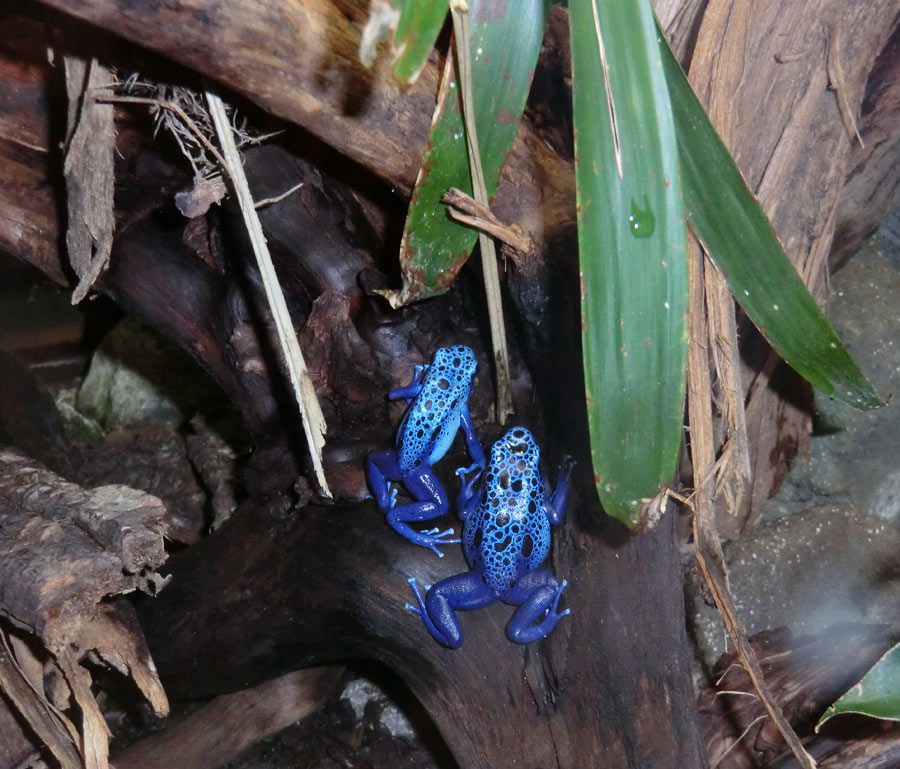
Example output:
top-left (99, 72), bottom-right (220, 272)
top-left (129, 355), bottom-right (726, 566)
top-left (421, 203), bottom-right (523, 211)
top-left (442, 188), bottom-right (537, 256)
top-left (0, 451), bottom-right (170, 769)
top-left (138, 495), bottom-right (707, 769)
top-left (686, 245), bottom-right (814, 769)
top-left (113, 668), bottom-right (342, 769)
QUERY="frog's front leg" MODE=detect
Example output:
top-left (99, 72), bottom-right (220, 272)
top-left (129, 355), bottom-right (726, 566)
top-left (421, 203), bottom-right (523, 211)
top-left (386, 468), bottom-right (458, 557)
top-left (454, 465), bottom-right (483, 521)
top-left (366, 449), bottom-right (403, 512)
top-left (406, 572), bottom-right (496, 648)
top-left (545, 455), bottom-right (576, 525)
top-left (459, 406), bottom-right (486, 468)
top-left (504, 569), bottom-right (570, 644)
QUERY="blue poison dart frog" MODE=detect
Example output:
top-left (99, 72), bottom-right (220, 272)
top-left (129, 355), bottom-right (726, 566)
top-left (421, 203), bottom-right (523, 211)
top-left (406, 427), bottom-right (574, 647)
top-left (366, 346), bottom-right (486, 557)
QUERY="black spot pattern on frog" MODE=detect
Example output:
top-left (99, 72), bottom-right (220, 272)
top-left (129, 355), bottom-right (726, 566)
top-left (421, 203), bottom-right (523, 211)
top-left (396, 346), bottom-right (477, 473)
top-left (463, 427), bottom-right (552, 593)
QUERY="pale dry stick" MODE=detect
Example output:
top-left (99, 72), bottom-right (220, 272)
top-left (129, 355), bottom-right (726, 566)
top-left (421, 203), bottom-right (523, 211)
top-left (205, 91), bottom-right (331, 497)
top-left (449, 0), bottom-right (513, 425)
top-left (827, 23), bottom-right (864, 148)
top-left (703, 251), bottom-right (751, 489)
top-left (255, 182), bottom-right (304, 209)
top-left (0, 632), bottom-right (82, 769)
top-left (686, 242), bottom-right (816, 769)
top-left (442, 187), bottom-right (537, 255)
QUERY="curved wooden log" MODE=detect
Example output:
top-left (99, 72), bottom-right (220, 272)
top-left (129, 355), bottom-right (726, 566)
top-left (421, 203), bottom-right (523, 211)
top-left (139, 494), bottom-right (706, 769)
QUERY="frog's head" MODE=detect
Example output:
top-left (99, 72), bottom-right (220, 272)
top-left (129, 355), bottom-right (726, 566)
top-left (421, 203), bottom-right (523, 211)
top-left (491, 426), bottom-right (540, 469)
top-left (431, 345), bottom-right (478, 385)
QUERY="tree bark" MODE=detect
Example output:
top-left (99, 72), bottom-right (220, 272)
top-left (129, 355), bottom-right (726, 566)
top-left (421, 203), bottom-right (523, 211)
top-left (139, 495), bottom-right (707, 769)
top-left (685, 0), bottom-right (900, 534)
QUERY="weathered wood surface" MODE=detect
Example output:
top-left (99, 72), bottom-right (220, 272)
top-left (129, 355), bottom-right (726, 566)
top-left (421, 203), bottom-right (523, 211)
top-left (832, 22), bottom-right (900, 267)
top-left (686, 0), bottom-right (900, 534)
top-left (0, 1), bottom-right (899, 768)
top-left (113, 667), bottom-right (343, 769)
top-left (32, 0), bottom-right (576, 257)
top-left (139, 494), bottom-right (707, 769)
top-left (0, 450), bottom-right (170, 769)
top-left (699, 625), bottom-right (896, 768)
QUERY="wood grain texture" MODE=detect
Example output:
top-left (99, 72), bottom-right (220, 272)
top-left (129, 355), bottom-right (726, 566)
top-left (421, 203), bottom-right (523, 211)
top-left (34, 0), bottom-right (575, 251)
top-left (832, 20), bottom-right (900, 267)
top-left (687, 0), bottom-right (900, 535)
top-left (139, 496), bottom-right (707, 769)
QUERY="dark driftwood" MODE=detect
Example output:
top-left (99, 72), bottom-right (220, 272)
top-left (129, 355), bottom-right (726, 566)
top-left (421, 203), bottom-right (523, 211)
top-left (0, 450), bottom-right (170, 769)
top-left (113, 667), bottom-right (343, 769)
top-left (139, 496), bottom-right (706, 769)
top-left (698, 625), bottom-right (897, 769)
top-left (686, 0), bottom-right (900, 535)
top-left (31, 0), bottom-right (576, 253)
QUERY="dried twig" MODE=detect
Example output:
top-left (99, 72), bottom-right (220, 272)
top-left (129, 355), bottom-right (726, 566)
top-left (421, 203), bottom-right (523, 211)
top-left (449, 0), bottom-right (513, 425)
top-left (255, 182), bottom-right (304, 209)
top-left (826, 23), bottom-right (864, 148)
top-left (0, 632), bottom-right (81, 769)
top-left (442, 187), bottom-right (537, 256)
top-left (687, 243), bottom-right (816, 769)
top-left (205, 91), bottom-right (331, 497)
top-left (92, 94), bottom-right (229, 170)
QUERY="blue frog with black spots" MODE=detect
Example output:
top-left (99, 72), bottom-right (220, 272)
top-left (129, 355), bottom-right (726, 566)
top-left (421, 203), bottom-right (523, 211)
top-left (367, 346), bottom-right (486, 557)
top-left (406, 427), bottom-right (574, 647)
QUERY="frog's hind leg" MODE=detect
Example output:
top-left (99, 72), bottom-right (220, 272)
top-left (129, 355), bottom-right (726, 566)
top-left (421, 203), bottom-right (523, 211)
top-left (386, 469), bottom-right (458, 557)
top-left (406, 573), bottom-right (496, 648)
top-left (504, 569), bottom-right (570, 644)
top-left (366, 450), bottom-right (402, 512)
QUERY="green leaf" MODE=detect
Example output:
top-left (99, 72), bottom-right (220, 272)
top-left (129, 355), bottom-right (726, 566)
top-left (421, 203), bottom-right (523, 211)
top-left (817, 642), bottom-right (900, 728)
top-left (658, 31), bottom-right (883, 410)
top-left (359, 0), bottom-right (447, 84)
top-left (393, 0), bottom-right (449, 82)
top-left (571, 0), bottom-right (687, 527)
top-left (380, 0), bottom-right (549, 308)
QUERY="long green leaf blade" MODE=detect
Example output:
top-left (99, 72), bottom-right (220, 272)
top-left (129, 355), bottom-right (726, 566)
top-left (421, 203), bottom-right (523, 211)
top-left (381, 0), bottom-right (549, 307)
top-left (359, 0), bottom-right (448, 84)
top-left (659, 32), bottom-right (882, 410)
top-left (817, 642), bottom-right (900, 728)
top-left (571, 0), bottom-right (687, 526)
top-left (393, 0), bottom-right (449, 82)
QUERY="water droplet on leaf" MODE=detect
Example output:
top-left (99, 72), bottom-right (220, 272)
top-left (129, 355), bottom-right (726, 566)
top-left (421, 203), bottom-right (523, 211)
top-left (628, 195), bottom-right (655, 238)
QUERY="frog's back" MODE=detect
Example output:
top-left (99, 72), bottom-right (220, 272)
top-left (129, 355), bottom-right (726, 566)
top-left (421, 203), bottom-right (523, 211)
top-left (463, 428), bottom-right (550, 593)
top-left (397, 346), bottom-right (476, 473)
